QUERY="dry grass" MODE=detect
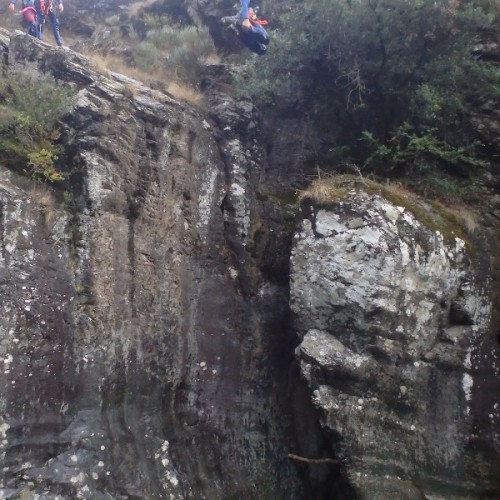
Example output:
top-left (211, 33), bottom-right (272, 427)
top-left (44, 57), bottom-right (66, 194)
top-left (29, 184), bottom-right (58, 225)
top-left (59, 32), bottom-right (83, 49)
top-left (85, 51), bottom-right (204, 105)
top-left (128, 0), bottom-right (158, 18)
top-left (299, 173), bottom-right (475, 246)
top-left (368, 180), bottom-right (472, 245)
top-left (0, 12), bottom-right (72, 47)
top-left (3, 8), bottom-right (212, 108)
top-left (459, 209), bottom-right (479, 234)
top-left (122, 82), bottom-right (139, 99)
top-left (204, 53), bottom-right (222, 65)
top-left (298, 173), bottom-right (356, 205)
top-left (163, 80), bottom-right (204, 105)
top-left (0, 7), bottom-right (20, 31)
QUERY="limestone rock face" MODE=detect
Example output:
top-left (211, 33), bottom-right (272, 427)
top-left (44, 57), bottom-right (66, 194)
top-left (0, 30), bottom-right (300, 499)
top-left (290, 191), bottom-right (500, 498)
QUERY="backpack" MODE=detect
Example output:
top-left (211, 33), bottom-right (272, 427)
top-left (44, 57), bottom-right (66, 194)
top-left (20, 0), bottom-right (37, 36)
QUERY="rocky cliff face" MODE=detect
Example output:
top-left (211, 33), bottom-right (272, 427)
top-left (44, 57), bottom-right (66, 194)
top-left (0, 30), bottom-right (300, 499)
top-left (290, 190), bottom-right (500, 498)
top-left (1, 22), bottom-right (499, 500)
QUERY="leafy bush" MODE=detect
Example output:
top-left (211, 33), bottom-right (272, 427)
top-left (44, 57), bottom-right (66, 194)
top-left (404, 172), bottom-right (481, 204)
top-left (133, 25), bottom-right (216, 85)
top-left (135, 41), bottom-right (162, 72)
top-left (28, 149), bottom-right (64, 182)
top-left (142, 13), bottom-right (172, 31)
top-left (0, 70), bottom-right (73, 128)
top-left (240, 0), bottom-right (499, 176)
top-left (0, 70), bottom-right (73, 182)
top-left (362, 126), bottom-right (485, 175)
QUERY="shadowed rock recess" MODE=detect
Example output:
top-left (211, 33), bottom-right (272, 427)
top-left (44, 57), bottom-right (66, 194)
top-left (0, 28), bottom-right (499, 500)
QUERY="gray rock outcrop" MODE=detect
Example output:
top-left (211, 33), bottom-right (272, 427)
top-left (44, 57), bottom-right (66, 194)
top-left (1, 21), bottom-right (499, 500)
top-left (291, 189), bottom-right (500, 498)
top-left (0, 30), bottom-right (300, 499)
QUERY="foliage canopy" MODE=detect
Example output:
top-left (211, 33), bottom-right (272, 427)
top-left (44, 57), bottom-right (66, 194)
top-left (241, 0), bottom-right (499, 186)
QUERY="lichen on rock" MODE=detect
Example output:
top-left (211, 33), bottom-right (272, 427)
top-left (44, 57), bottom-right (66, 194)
top-left (291, 188), bottom-right (498, 498)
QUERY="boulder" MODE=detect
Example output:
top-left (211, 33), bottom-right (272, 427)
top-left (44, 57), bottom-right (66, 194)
top-left (291, 189), bottom-right (500, 498)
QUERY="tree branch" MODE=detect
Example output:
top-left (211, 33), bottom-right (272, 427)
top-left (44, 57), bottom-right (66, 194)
top-left (287, 453), bottom-right (339, 465)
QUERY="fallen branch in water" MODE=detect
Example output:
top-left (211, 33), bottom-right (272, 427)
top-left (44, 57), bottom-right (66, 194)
top-left (287, 453), bottom-right (339, 465)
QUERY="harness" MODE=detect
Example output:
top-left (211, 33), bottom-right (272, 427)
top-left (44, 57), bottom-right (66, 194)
top-left (248, 7), bottom-right (268, 26)
top-left (20, 0), bottom-right (55, 20)
top-left (39, 0), bottom-right (56, 15)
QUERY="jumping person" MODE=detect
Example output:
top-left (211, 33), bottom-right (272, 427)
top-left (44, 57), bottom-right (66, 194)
top-left (222, 1), bottom-right (270, 55)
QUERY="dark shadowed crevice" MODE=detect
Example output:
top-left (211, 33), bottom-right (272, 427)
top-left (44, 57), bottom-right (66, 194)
top-left (127, 220), bottom-right (136, 315)
top-left (0, 201), bottom-right (5, 261)
top-left (289, 372), bottom-right (358, 500)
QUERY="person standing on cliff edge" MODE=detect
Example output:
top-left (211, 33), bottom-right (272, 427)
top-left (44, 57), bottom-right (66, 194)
top-left (9, 0), bottom-right (64, 47)
top-left (10, 0), bottom-right (38, 38)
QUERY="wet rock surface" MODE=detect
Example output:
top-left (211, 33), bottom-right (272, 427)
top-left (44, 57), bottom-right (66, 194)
top-left (0, 30), bottom-right (300, 499)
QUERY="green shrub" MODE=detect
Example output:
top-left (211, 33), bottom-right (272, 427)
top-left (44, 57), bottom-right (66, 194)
top-left (133, 25), bottom-right (216, 85)
top-left (142, 14), bottom-right (172, 32)
top-left (0, 70), bottom-right (74, 128)
top-left (404, 172), bottom-right (481, 204)
top-left (240, 0), bottom-right (498, 178)
top-left (362, 126), bottom-right (486, 175)
top-left (135, 41), bottom-right (162, 72)
top-left (0, 70), bottom-right (73, 182)
top-left (28, 149), bottom-right (64, 182)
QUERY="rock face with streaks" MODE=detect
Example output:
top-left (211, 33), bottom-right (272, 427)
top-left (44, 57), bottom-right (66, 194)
top-left (290, 190), bottom-right (500, 499)
top-left (0, 30), bottom-right (300, 499)
top-left (1, 23), bottom-right (500, 500)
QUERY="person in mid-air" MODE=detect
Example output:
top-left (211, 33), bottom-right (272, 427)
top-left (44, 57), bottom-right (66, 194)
top-left (222, 0), bottom-right (270, 55)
